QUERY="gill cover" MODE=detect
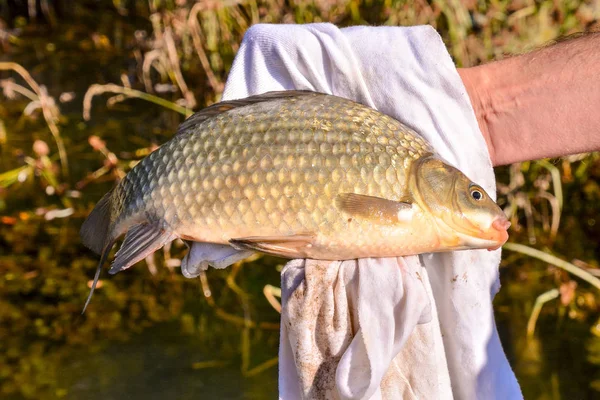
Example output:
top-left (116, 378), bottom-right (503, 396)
top-left (411, 156), bottom-right (508, 247)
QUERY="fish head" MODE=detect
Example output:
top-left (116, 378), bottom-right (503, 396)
top-left (412, 156), bottom-right (510, 251)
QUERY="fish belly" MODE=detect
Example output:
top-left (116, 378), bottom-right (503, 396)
top-left (175, 204), bottom-right (440, 260)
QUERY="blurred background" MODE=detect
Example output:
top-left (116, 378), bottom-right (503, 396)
top-left (1, 0), bottom-right (600, 399)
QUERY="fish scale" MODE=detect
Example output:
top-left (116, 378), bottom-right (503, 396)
top-left (115, 95), bottom-right (429, 244)
top-left (81, 90), bottom-right (509, 307)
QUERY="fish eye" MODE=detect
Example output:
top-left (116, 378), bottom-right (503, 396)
top-left (470, 187), bottom-right (484, 201)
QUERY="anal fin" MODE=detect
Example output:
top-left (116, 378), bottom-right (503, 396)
top-left (109, 223), bottom-right (176, 274)
top-left (229, 233), bottom-right (315, 259)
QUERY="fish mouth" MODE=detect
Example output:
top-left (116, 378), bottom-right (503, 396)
top-left (451, 216), bottom-right (511, 251)
top-left (492, 217), bottom-right (511, 232)
top-left (484, 217), bottom-right (511, 250)
top-left (453, 232), bottom-right (507, 251)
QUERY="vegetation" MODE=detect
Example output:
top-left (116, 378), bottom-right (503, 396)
top-left (1, 0), bottom-right (600, 398)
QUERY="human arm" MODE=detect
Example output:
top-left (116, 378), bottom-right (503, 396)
top-left (458, 32), bottom-right (600, 166)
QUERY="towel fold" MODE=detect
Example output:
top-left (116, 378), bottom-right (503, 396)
top-left (221, 23), bottom-right (522, 400)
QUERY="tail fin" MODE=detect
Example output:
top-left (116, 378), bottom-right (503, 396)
top-left (80, 189), bottom-right (113, 255)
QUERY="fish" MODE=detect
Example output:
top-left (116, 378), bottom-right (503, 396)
top-left (80, 90), bottom-right (510, 311)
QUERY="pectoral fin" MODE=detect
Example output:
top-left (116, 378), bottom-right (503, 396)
top-left (335, 193), bottom-right (413, 224)
top-left (229, 233), bottom-right (315, 259)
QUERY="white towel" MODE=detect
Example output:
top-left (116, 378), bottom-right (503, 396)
top-left (221, 23), bottom-right (522, 400)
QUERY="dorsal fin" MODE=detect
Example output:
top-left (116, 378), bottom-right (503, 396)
top-left (176, 90), bottom-right (321, 135)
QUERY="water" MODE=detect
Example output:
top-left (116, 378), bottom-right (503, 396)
top-left (57, 321), bottom-right (278, 400)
